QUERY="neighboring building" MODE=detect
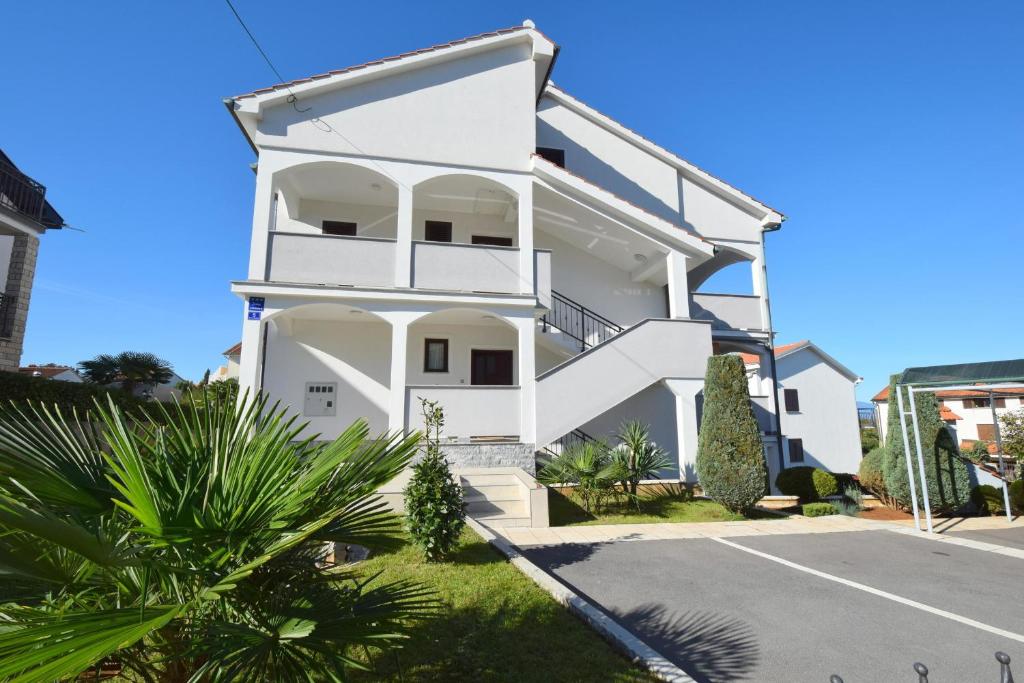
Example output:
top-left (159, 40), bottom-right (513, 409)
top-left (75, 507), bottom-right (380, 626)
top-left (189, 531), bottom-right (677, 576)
top-left (18, 363), bottom-right (82, 383)
top-left (873, 385), bottom-right (1024, 448)
top-left (0, 149), bottom-right (64, 372)
top-left (743, 341), bottom-right (863, 475)
top-left (226, 23), bottom-right (787, 521)
top-left (211, 342), bottom-right (241, 382)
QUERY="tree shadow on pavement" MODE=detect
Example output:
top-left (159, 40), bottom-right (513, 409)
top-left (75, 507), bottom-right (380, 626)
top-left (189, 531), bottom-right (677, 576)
top-left (520, 535), bottom-right (642, 571)
top-left (614, 603), bottom-right (761, 683)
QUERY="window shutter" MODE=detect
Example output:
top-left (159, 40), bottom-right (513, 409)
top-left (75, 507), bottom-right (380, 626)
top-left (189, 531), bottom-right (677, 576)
top-left (784, 389), bottom-right (800, 412)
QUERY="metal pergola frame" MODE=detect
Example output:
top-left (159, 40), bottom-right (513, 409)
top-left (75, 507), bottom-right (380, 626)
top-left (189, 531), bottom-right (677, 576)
top-left (896, 381), bottom-right (1024, 533)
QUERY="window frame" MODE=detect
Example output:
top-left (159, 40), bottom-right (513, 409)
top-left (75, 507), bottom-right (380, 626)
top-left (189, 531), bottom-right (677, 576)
top-left (788, 437), bottom-right (805, 463)
top-left (322, 220), bottom-right (358, 236)
top-left (784, 388), bottom-right (800, 413)
top-left (424, 220), bottom-right (453, 243)
top-left (423, 338), bottom-right (450, 373)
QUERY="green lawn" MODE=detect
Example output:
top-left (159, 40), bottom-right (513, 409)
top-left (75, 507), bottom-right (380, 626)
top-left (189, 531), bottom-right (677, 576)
top-left (348, 528), bottom-right (657, 682)
top-left (549, 487), bottom-right (782, 526)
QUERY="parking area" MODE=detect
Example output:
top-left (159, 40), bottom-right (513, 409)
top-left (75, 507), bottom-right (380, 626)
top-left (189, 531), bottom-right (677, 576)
top-left (521, 527), bottom-right (1024, 682)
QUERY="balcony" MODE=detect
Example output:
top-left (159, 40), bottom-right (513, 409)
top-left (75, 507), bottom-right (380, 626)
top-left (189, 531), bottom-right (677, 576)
top-left (405, 385), bottom-right (521, 439)
top-left (266, 232), bottom-right (396, 288)
top-left (689, 293), bottom-right (764, 332)
top-left (0, 158), bottom-right (59, 227)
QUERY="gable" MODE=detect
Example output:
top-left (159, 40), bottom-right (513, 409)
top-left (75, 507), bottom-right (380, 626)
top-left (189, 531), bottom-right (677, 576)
top-left (776, 346), bottom-right (860, 384)
top-left (256, 43), bottom-right (537, 170)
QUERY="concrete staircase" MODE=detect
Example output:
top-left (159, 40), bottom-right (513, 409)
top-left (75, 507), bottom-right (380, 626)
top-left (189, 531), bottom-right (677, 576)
top-left (459, 467), bottom-right (548, 529)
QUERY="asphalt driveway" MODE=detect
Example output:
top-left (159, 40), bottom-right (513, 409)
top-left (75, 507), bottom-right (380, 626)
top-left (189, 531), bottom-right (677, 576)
top-left (522, 529), bottom-right (1023, 682)
top-left (947, 524), bottom-right (1024, 550)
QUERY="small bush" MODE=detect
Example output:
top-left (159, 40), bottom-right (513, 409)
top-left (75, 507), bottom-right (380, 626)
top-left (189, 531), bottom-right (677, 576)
top-left (966, 440), bottom-right (991, 464)
top-left (404, 399), bottom-right (465, 562)
top-left (970, 485), bottom-right (1004, 516)
top-left (858, 447), bottom-right (887, 500)
top-left (812, 469), bottom-right (839, 499)
top-left (775, 466), bottom-right (817, 502)
top-left (860, 429), bottom-right (880, 455)
top-left (802, 502), bottom-right (835, 517)
top-left (1010, 479), bottom-right (1024, 513)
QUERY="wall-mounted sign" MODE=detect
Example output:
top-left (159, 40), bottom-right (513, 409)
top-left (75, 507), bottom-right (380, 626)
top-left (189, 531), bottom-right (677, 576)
top-left (247, 311), bottom-right (261, 321)
top-left (248, 297), bottom-right (265, 312)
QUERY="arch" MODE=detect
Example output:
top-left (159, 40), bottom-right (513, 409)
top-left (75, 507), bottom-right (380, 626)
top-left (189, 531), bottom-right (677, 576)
top-left (407, 306), bottom-right (518, 329)
top-left (263, 301), bottom-right (389, 327)
top-left (406, 307), bottom-right (521, 387)
top-left (688, 245), bottom-right (754, 291)
top-left (412, 174), bottom-right (519, 245)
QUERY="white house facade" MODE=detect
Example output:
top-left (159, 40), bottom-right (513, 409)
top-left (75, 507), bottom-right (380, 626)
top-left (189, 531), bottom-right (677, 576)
top-left (874, 385), bottom-right (1024, 448)
top-left (226, 24), bottom-right (787, 520)
top-left (744, 341), bottom-right (863, 476)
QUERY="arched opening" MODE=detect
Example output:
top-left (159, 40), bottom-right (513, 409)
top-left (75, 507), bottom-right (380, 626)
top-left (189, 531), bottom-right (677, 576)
top-left (412, 174), bottom-right (519, 246)
top-left (689, 247), bottom-right (755, 295)
top-left (262, 302), bottom-right (393, 437)
top-left (272, 161), bottom-right (399, 239)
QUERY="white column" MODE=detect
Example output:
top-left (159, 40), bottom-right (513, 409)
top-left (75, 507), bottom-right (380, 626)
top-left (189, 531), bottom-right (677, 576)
top-left (663, 378), bottom-right (703, 482)
top-left (515, 315), bottom-right (537, 444)
top-left (517, 183), bottom-right (534, 295)
top-left (395, 185), bottom-right (414, 288)
top-left (238, 300), bottom-right (266, 399)
top-left (666, 251), bottom-right (690, 319)
top-left (247, 168), bottom-right (275, 280)
top-left (386, 313), bottom-right (413, 434)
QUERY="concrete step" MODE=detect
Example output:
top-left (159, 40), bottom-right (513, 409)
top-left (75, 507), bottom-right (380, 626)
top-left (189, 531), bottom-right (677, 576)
top-left (466, 498), bottom-right (526, 517)
top-left (473, 511), bottom-right (532, 528)
top-left (463, 485), bottom-right (521, 502)
top-left (459, 473), bottom-right (518, 487)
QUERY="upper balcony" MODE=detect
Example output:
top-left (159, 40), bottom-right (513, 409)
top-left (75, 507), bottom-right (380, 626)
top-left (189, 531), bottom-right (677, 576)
top-left (262, 162), bottom-right (548, 299)
top-left (689, 293), bottom-right (764, 332)
top-left (0, 154), bottom-right (63, 229)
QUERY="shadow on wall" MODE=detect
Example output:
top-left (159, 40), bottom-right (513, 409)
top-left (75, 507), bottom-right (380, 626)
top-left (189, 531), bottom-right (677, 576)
top-left (614, 604), bottom-right (761, 683)
top-left (537, 116), bottom-right (695, 230)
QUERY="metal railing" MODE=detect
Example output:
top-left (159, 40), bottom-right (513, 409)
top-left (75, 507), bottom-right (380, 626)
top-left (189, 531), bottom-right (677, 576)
top-left (830, 651), bottom-right (1014, 682)
top-left (538, 428), bottom-right (597, 461)
top-left (541, 290), bottom-right (623, 351)
top-left (0, 160), bottom-right (47, 223)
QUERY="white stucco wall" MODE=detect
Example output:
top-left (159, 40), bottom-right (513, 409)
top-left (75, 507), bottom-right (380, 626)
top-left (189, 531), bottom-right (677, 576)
top-left (535, 231), bottom-right (666, 326)
top-left (262, 318), bottom-right (392, 438)
top-left (258, 44), bottom-right (536, 171)
top-left (777, 349), bottom-right (862, 474)
top-left (289, 199), bottom-right (398, 239)
top-left (405, 322), bottom-right (518, 386)
top-left (412, 209), bottom-right (516, 245)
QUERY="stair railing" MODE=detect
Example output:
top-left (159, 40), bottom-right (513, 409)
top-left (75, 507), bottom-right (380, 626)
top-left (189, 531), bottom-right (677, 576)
top-left (541, 290), bottom-right (624, 351)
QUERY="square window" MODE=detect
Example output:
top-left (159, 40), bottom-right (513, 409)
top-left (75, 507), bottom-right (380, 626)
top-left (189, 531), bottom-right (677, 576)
top-left (322, 220), bottom-right (357, 236)
top-left (424, 338), bottom-right (449, 373)
top-left (425, 220), bottom-right (452, 242)
top-left (784, 388), bottom-right (800, 412)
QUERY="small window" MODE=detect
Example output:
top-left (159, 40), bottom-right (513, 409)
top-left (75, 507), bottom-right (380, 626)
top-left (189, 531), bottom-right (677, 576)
top-left (788, 438), bottom-right (804, 463)
top-left (322, 220), bottom-right (357, 236)
top-left (424, 221), bottom-right (452, 243)
top-left (536, 147), bottom-right (566, 168)
top-left (471, 235), bottom-right (514, 247)
top-left (424, 339), bottom-right (449, 373)
top-left (977, 424), bottom-right (996, 441)
top-left (784, 388), bottom-right (800, 412)
top-left (994, 398), bottom-right (1006, 409)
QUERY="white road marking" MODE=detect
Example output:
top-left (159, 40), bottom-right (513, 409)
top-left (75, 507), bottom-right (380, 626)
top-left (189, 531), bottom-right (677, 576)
top-left (711, 536), bottom-right (1024, 645)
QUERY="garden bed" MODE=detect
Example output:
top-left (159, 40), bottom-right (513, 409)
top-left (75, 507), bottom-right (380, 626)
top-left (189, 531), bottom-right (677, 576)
top-left (348, 529), bottom-right (656, 682)
top-left (548, 485), bottom-right (784, 526)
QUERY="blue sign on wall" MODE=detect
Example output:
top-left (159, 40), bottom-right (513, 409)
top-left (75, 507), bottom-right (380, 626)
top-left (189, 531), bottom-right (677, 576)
top-left (248, 296), bottom-right (265, 312)
top-left (247, 311), bottom-right (261, 321)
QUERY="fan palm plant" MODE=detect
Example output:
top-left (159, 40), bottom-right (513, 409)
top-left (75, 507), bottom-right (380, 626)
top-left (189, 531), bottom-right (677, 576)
top-left (79, 351), bottom-right (175, 397)
top-left (0, 393), bottom-right (436, 682)
top-left (611, 420), bottom-right (672, 508)
top-left (538, 441), bottom-right (621, 514)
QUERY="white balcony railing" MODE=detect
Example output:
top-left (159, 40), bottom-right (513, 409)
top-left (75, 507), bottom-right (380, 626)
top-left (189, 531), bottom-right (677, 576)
top-left (412, 241), bottom-right (522, 294)
top-left (266, 232), bottom-right (396, 288)
top-left (406, 385), bottom-right (521, 439)
top-left (689, 293), bottom-right (764, 331)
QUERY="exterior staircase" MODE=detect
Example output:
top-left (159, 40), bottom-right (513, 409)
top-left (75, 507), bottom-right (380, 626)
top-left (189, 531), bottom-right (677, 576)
top-left (459, 467), bottom-right (549, 528)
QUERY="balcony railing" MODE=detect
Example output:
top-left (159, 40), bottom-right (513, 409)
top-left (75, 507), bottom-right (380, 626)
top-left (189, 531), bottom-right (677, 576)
top-left (266, 232), bottom-right (397, 288)
top-left (0, 161), bottom-right (47, 223)
top-left (542, 290), bottom-right (623, 350)
top-left (412, 241), bottom-right (523, 294)
top-left (689, 293), bottom-right (764, 331)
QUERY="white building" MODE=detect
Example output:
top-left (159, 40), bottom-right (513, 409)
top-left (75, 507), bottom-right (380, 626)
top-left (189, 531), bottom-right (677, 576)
top-left (743, 341), bottom-right (863, 475)
top-left (226, 24), bottom-right (787, 522)
top-left (210, 342), bottom-right (241, 383)
top-left (873, 385), bottom-right (1024, 449)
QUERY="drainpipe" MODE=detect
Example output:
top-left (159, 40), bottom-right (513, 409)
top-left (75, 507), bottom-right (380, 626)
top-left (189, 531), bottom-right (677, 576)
top-left (759, 227), bottom-right (786, 479)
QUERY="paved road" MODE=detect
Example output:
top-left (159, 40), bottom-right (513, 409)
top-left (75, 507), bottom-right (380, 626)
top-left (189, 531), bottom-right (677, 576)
top-left (523, 529), bottom-right (1023, 682)
top-left (948, 525), bottom-right (1024, 550)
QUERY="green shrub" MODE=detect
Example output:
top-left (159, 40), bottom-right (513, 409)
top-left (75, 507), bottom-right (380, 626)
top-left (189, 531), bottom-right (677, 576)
top-left (539, 441), bottom-right (620, 515)
top-left (966, 440), bottom-right (990, 464)
top-left (881, 376), bottom-right (971, 513)
top-left (695, 355), bottom-right (767, 513)
top-left (775, 466), bottom-right (817, 502)
top-left (802, 502), bottom-right (835, 517)
top-left (860, 429), bottom-right (880, 455)
top-left (859, 447), bottom-right (888, 500)
top-left (404, 399), bottom-right (465, 562)
top-left (1010, 479), bottom-right (1024, 513)
top-left (970, 485), bottom-right (1005, 516)
top-left (812, 469), bottom-right (839, 499)
top-left (0, 370), bottom-right (145, 414)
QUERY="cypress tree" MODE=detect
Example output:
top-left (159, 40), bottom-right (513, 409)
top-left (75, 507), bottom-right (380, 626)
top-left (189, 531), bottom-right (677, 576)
top-left (695, 355), bottom-right (768, 513)
top-left (882, 375), bottom-right (971, 513)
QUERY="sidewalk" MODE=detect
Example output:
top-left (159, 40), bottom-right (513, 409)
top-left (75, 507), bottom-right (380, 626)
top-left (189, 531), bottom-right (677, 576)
top-left (495, 514), bottom-right (898, 547)
top-left (890, 515), bottom-right (1024, 533)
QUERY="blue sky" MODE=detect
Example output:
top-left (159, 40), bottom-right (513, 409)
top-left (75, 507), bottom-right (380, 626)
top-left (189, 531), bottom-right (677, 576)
top-left (5, 1), bottom-right (1022, 399)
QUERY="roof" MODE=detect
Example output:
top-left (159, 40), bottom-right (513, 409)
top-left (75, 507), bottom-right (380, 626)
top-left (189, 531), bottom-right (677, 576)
top-left (542, 85), bottom-right (784, 224)
top-left (940, 406), bottom-right (962, 421)
top-left (223, 342), bottom-right (242, 356)
top-left (961, 439), bottom-right (1000, 455)
top-left (770, 340), bottom-right (861, 383)
top-left (899, 358), bottom-right (1024, 387)
top-left (18, 364), bottom-right (77, 379)
top-left (0, 149), bottom-right (64, 229)
top-left (872, 385), bottom-right (1024, 403)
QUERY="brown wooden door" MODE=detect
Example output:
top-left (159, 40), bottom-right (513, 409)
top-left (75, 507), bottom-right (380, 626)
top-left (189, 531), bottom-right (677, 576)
top-left (471, 350), bottom-right (513, 385)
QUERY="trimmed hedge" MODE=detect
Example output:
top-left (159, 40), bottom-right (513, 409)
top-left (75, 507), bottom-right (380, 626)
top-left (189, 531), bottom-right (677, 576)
top-left (694, 355), bottom-right (767, 513)
top-left (0, 371), bottom-right (147, 414)
top-left (775, 466), bottom-right (838, 503)
top-left (970, 485), bottom-right (1005, 516)
top-left (1011, 480), bottom-right (1024, 513)
top-left (858, 447), bottom-right (887, 499)
top-left (802, 502), bottom-right (835, 517)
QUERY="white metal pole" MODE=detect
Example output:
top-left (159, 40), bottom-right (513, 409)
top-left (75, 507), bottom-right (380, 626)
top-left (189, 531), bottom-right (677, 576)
top-left (895, 386), bottom-right (922, 531)
top-left (1002, 481), bottom-right (1013, 523)
top-left (907, 388), bottom-right (934, 534)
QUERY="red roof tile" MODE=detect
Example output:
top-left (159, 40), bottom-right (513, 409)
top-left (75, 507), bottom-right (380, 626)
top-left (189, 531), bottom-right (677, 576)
top-left (873, 385), bottom-right (1024, 403)
top-left (223, 342), bottom-right (242, 356)
top-left (19, 364), bottom-right (77, 379)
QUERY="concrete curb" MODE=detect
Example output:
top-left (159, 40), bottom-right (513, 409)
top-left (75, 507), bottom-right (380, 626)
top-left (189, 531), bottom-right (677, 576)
top-left (466, 517), bottom-right (696, 683)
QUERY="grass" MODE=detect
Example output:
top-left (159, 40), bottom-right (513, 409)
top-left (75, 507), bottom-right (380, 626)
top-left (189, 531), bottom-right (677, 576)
top-left (348, 528), bottom-right (657, 682)
top-left (549, 485), bottom-right (782, 526)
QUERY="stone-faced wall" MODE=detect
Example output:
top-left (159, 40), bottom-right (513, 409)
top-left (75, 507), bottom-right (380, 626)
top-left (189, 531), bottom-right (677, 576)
top-left (0, 233), bottom-right (40, 371)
